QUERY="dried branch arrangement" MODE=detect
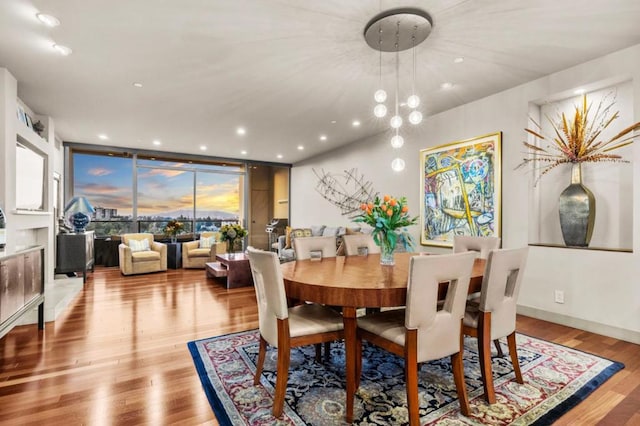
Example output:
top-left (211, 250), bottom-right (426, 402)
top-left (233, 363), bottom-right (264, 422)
top-left (518, 93), bottom-right (640, 183)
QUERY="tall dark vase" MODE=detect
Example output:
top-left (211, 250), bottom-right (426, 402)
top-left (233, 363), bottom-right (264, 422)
top-left (558, 163), bottom-right (595, 247)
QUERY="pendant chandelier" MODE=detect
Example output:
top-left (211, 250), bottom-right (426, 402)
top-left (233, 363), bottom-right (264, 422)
top-left (364, 8), bottom-right (433, 171)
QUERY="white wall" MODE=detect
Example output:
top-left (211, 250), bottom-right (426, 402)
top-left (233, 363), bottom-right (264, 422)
top-left (291, 44), bottom-right (640, 343)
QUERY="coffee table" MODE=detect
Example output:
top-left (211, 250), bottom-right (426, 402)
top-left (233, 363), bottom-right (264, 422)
top-left (205, 253), bottom-right (254, 289)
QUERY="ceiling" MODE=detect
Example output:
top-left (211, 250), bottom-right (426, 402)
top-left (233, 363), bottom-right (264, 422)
top-left (1, 0), bottom-right (640, 164)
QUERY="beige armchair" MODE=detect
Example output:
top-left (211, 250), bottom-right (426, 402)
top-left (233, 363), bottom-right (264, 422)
top-left (119, 233), bottom-right (167, 276)
top-left (182, 232), bottom-right (227, 269)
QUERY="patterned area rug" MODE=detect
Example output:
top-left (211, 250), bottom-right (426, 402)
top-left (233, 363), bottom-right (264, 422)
top-left (188, 329), bottom-right (623, 425)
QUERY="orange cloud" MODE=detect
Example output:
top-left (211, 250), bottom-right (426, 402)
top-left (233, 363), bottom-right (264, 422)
top-left (88, 167), bottom-right (113, 176)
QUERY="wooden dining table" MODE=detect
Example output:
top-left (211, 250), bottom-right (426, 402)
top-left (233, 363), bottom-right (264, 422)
top-left (280, 251), bottom-right (485, 423)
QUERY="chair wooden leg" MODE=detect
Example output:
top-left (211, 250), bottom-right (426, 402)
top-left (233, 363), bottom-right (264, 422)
top-left (314, 343), bottom-right (322, 362)
top-left (405, 330), bottom-right (420, 426)
top-left (254, 336), bottom-right (267, 385)
top-left (355, 331), bottom-right (362, 389)
top-left (478, 312), bottom-right (496, 404)
top-left (494, 339), bottom-right (504, 357)
top-left (451, 351), bottom-right (470, 416)
top-left (273, 321), bottom-right (291, 418)
top-left (324, 341), bottom-right (331, 363)
top-left (507, 332), bottom-right (524, 384)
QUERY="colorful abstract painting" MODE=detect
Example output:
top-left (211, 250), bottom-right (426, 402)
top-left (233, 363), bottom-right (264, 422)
top-left (420, 132), bottom-right (501, 247)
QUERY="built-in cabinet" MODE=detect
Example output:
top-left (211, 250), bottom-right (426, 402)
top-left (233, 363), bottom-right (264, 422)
top-left (0, 246), bottom-right (44, 339)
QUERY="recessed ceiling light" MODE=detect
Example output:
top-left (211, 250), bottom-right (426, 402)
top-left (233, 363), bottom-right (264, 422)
top-left (97, 134), bottom-right (108, 140)
top-left (236, 127), bottom-right (246, 136)
top-left (153, 140), bottom-right (161, 146)
top-left (331, 120), bottom-right (337, 124)
top-left (240, 150), bottom-right (247, 155)
top-left (297, 145), bottom-right (304, 150)
top-left (36, 13), bottom-right (60, 27)
top-left (352, 120), bottom-right (361, 127)
top-left (132, 82), bottom-right (143, 88)
top-left (574, 88), bottom-right (586, 95)
top-left (107, 153), bottom-right (114, 156)
top-left (320, 135), bottom-right (327, 141)
top-left (200, 145), bottom-right (207, 151)
top-left (277, 154), bottom-right (283, 159)
top-left (52, 44), bottom-right (72, 56)
top-left (453, 57), bottom-right (464, 64)
top-left (440, 82), bottom-right (454, 90)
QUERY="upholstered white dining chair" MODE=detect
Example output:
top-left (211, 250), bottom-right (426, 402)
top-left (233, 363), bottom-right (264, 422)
top-left (462, 247), bottom-right (529, 404)
top-left (453, 235), bottom-right (501, 259)
top-left (342, 234), bottom-right (380, 256)
top-left (355, 251), bottom-right (477, 424)
top-left (293, 236), bottom-right (337, 260)
top-left (453, 235), bottom-right (502, 353)
top-left (246, 247), bottom-right (344, 417)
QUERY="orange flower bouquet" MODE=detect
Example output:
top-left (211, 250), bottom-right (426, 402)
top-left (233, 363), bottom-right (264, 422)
top-left (353, 195), bottom-right (418, 264)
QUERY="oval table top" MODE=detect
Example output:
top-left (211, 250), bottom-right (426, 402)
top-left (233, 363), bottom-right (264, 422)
top-left (281, 252), bottom-right (485, 308)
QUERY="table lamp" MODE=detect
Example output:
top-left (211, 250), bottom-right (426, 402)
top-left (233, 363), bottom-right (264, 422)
top-left (64, 196), bottom-right (95, 233)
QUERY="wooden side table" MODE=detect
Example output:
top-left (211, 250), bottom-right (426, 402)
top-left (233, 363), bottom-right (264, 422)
top-left (166, 243), bottom-right (182, 269)
top-left (205, 253), bottom-right (254, 289)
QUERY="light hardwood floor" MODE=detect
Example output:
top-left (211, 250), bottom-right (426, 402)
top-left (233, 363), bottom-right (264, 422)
top-left (0, 266), bottom-right (638, 425)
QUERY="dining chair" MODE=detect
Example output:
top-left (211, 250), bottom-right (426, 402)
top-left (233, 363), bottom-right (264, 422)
top-left (462, 247), bottom-right (529, 404)
top-left (342, 234), bottom-right (380, 256)
top-left (246, 247), bottom-right (345, 418)
top-left (355, 251), bottom-right (477, 424)
top-left (293, 236), bottom-right (337, 260)
top-left (453, 235), bottom-right (502, 353)
top-left (453, 235), bottom-right (501, 259)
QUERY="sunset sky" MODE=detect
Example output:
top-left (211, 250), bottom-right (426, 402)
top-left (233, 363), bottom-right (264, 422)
top-left (73, 154), bottom-right (241, 218)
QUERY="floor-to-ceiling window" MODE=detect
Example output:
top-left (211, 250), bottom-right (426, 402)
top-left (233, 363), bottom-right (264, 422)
top-left (68, 148), bottom-right (246, 238)
top-left (72, 151), bottom-right (135, 236)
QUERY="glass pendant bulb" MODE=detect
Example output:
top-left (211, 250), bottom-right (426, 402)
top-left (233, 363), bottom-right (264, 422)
top-left (374, 89), bottom-right (387, 103)
top-left (391, 158), bottom-right (405, 172)
top-left (390, 115), bottom-right (403, 129)
top-left (407, 94), bottom-right (420, 108)
top-left (373, 103), bottom-right (387, 118)
top-left (390, 135), bottom-right (404, 148)
top-left (409, 110), bottom-right (423, 125)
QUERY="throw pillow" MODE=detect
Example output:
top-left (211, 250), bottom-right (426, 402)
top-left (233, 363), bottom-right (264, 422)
top-left (322, 226), bottom-right (338, 237)
top-left (199, 236), bottom-right (216, 249)
top-left (129, 238), bottom-right (150, 252)
top-left (285, 226), bottom-right (292, 249)
top-left (310, 225), bottom-right (326, 236)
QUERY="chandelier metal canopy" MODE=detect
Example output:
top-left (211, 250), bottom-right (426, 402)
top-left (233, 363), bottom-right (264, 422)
top-left (364, 8), bottom-right (433, 52)
top-left (364, 8), bottom-right (433, 172)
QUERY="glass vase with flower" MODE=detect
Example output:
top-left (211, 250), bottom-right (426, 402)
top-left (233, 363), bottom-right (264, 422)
top-left (163, 219), bottom-right (184, 244)
top-left (353, 195), bottom-right (418, 265)
top-left (220, 223), bottom-right (248, 256)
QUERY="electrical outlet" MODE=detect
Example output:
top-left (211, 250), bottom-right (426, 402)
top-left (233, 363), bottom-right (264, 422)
top-left (554, 290), bottom-right (565, 304)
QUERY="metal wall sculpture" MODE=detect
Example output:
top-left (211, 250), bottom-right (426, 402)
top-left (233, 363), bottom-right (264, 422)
top-left (419, 132), bottom-right (502, 247)
top-left (313, 168), bottom-right (378, 218)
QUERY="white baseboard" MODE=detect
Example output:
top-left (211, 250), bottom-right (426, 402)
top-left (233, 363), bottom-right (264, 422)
top-left (517, 305), bottom-right (640, 345)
